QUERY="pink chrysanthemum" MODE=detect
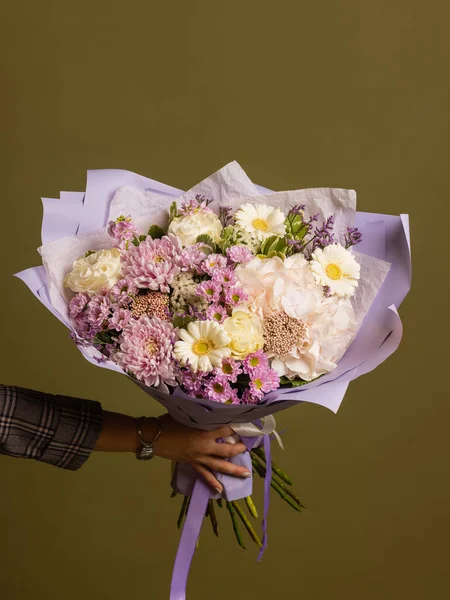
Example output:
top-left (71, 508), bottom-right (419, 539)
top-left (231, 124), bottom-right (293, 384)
top-left (242, 350), bottom-right (269, 375)
top-left (109, 308), bottom-right (132, 332)
top-left (69, 293), bottom-right (90, 319)
top-left (180, 197), bottom-right (213, 216)
top-left (248, 366), bottom-right (280, 400)
top-left (226, 246), bottom-right (253, 264)
top-left (214, 358), bottom-right (242, 383)
top-left (212, 267), bottom-right (237, 286)
top-left (206, 304), bottom-right (228, 324)
top-left (205, 375), bottom-right (233, 403)
top-left (179, 244), bottom-right (206, 273)
top-left (224, 388), bottom-right (241, 404)
top-left (225, 285), bottom-right (248, 306)
top-left (115, 316), bottom-right (178, 392)
top-left (195, 279), bottom-right (222, 303)
top-left (202, 254), bottom-right (228, 276)
top-left (121, 235), bottom-right (181, 292)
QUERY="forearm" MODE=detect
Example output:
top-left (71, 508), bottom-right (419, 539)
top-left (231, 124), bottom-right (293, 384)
top-left (94, 411), bottom-right (157, 453)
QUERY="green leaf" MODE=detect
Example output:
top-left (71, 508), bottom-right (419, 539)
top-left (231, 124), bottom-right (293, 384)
top-left (147, 225), bottom-right (165, 239)
top-left (279, 376), bottom-right (308, 387)
top-left (169, 201), bottom-right (179, 223)
top-left (172, 315), bottom-right (194, 329)
top-left (139, 234), bottom-right (147, 242)
top-left (196, 234), bottom-right (216, 251)
top-left (260, 235), bottom-right (279, 255)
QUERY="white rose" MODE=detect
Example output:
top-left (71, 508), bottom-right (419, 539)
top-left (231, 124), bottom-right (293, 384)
top-left (223, 309), bottom-right (264, 359)
top-left (64, 248), bottom-right (122, 295)
top-left (168, 211), bottom-right (223, 246)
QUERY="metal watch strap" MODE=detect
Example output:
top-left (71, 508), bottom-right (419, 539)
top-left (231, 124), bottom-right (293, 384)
top-left (135, 417), bottom-right (163, 461)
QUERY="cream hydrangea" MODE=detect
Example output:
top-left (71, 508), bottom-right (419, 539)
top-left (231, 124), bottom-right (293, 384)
top-left (234, 203), bottom-right (286, 241)
top-left (168, 211), bottom-right (223, 246)
top-left (174, 320), bottom-right (231, 373)
top-left (271, 296), bottom-right (358, 381)
top-left (223, 309), bottom-right (264, 359)
top-left (64, 248), bottom-right (122, 295)
top-left (235, 254), bottom-right (323, 320)
top-left (309, 244), bottom-right (360, 297)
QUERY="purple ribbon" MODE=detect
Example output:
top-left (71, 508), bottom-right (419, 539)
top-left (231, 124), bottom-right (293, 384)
top-left (170, 434), bottom-right (273, 599)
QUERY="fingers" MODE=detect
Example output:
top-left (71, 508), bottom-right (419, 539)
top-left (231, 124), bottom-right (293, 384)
top-left (192, 464), bottom-right (222, 494)
top-left (210, 425), bottom-right (235, 439)
top-left (213, 442), bottom-right (247, 458)
top-left (200, 456), bottom-right (251, 478)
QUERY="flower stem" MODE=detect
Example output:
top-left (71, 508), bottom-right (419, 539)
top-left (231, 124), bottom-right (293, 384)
top-left (245, 496), bottom-right (259, 519)
top-left (252, 447), bottom-right (293, 486)
top-left (177, 495), bottom-right (190, 529)
top-left (226, 501), bottom-right (246, 549)
top-left (251, 458), bottom-right (303, 512)
top-left (232, 501), bottom-right (263, 547)
top-left (208, 499), bottom-right (219, 538)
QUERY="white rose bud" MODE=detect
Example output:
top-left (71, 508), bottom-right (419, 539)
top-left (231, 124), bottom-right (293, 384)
top-left (64, 248), bottom-right (122, 295)
top-left (168, 211), bottom-right (223, 247)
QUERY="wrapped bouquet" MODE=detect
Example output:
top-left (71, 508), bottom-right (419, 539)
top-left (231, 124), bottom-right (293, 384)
top-left (17, 162), bottom-right (410, 599)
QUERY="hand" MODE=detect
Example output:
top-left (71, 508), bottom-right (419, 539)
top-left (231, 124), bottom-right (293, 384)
top-left (146, 414), bottom-right (250, 493)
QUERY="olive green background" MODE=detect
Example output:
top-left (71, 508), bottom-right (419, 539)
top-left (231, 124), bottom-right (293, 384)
top-left (1, 1), bottom-right (449, 599)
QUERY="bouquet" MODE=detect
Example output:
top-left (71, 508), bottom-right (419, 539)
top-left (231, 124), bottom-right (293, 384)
top-left (17, 162), bottom-right (410, 599)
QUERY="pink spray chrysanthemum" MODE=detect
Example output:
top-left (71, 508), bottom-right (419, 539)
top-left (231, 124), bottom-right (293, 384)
top-left (179, 244), bottom-right (206, 273)
top-left (109, 308), bottom-right (132, 332)
top-left (110, 279), bottom-right (138, 307)
top-left (225, 285), bottom-right (248, 306)
top-left (115, 316), bottom-right (178, 392)
top-left (69, 293), bottom-right (90, 319)
top-left (206, 304), bottom-right (228, 324)
top-left (205, 375), bottom-right (233, 403)
top-left (242, 350), bottom-right (269, 375)
top-left (179, 367), bottom-right (209, 397)
top-left (248, 366), bottom-right (280, 401)
top-left (121, 235), bottom-right (181, 293)
top-left (195, 279), bottom-right (222, 303)
top-left (212, 267), bottom-right (237, 286)
top-left (202, 254), bottom-right (228, 276)
top-left (214, 358), bottom-right (242, 383)
top-left (226, 246), bottom-right (253, 264)
top-left (88, 294), bottom-right (111, 328)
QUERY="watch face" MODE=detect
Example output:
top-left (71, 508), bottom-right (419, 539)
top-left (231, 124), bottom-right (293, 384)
top-left (137, 446), bottom-right (154, 460)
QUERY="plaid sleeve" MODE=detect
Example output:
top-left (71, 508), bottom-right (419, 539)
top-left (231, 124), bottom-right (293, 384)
top-left (0, 385), bottom-right (103, 471)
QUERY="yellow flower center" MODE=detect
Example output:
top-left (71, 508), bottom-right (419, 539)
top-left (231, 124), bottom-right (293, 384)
top-left (146, 341), bottom-right (157, 355)
top-left (192, 339), bottom-right (212, 356)
top-left (325, 263), bottom-right (342, 280)
top-left (254, 378), bottom-right (263, 389)
top-left (252, 218), bottom-right (269, 232)
top-left (154, 255), bottom-right (164, 263)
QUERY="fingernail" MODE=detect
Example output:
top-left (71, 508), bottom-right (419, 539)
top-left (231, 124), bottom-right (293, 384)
top-left (241, 472), bottom-right (251, 478)
top-left (215, 487), bottom-right (222, 494)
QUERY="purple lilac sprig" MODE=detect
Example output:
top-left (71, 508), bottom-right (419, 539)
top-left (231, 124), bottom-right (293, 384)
top-left (218, 205), bottom-right (233, 227)
top-left (311, 215), bottom-right (335, 251)
top-left (344, 226), bottom-right (363, 248)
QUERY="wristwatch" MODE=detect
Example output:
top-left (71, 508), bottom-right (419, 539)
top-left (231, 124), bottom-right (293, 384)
top-left (135, 417), bottom-right (163, 460)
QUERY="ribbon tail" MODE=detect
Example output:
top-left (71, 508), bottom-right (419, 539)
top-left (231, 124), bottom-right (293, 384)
top-left (170, 478), bottom-right (210, 600)
top-left (258, 434), bottom-right (272, 561)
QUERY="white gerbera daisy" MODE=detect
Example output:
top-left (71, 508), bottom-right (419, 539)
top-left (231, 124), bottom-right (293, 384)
top-left (309, 244), bottom-right (360, 297)
top-left (174, 320), bottom-right (231, 373)
top-left (235, 203), bottom-right (286, 241)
